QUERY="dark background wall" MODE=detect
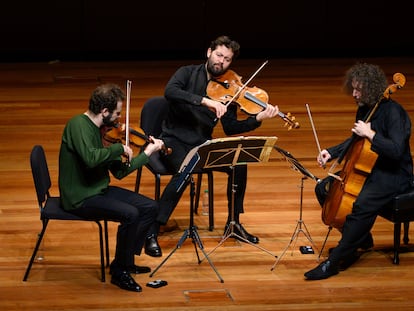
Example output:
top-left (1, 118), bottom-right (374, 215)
top-left (1, 0), bottom-right (412, 62)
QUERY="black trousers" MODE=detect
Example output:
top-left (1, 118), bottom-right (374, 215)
top-left (315, 174), bottom-right (410, 264)
top-left (69, 186), bottom-right (158, 273)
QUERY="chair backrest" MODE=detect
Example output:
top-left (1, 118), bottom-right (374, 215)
top-left (140, 96), bottom-right (170, 137)
top-left (139, 97), bottom-right (171, 175)
top-left (30, 145), bottom-right (51, 206)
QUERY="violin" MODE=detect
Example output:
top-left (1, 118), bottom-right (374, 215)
top-left (321, 73), bottom-right (406, 230)
top-left (102, 122), bottom-right (172, 155)
top-left (206, 69), bottom-right (300, 130)
top-left (101, 80), bottom-right (171, 165)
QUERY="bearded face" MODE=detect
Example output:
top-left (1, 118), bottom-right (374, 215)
top-left (206, 46), bottom-right (234, 78)
top-left (102, 112), bottom-right (117, 127)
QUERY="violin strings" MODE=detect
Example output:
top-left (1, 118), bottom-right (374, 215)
top-left (225, 60), bottom-right (268, 107)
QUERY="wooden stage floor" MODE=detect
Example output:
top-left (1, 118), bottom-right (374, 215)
top-left (1, 57), bottom-right (414, 310)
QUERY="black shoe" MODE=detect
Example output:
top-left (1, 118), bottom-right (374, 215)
top-left (304, 260), bottom-right (339, 280)
top-left (128, 265), bottom-right (151, 274)
top-left (226, 223), bottom-right (260, 244)
top-left (145, 235), bottom-right (162, 257)
top-left (111, 271), bottom-right (142, 292)
top-left (339, 252), bottom-right (360, 271)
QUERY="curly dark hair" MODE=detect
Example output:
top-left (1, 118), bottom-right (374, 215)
top-left (209, 35), bottom-right (240, 59)
top-left (343, 63), bottom-right (388, 107)
top-left (88, 84), bottom-right (126, 114)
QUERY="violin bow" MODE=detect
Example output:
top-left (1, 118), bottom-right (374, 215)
top-left (125, 80), bottom-right (132, 165)
top-left (225, 60), bottom-right (268, 107)
top-left (305, 103), bottom-right (325, 169)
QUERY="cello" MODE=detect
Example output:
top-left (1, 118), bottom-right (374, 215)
top-left (321, 73), bottom-right (406, 230)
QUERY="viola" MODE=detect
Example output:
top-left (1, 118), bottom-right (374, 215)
top-left (102, 122), bottom-right (172, 155)
top-left (207, 69), bottom-right (300, 130)
top-left (321, 73), bottom-right (406, 230)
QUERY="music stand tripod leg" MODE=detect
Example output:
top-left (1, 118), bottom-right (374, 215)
top-left (202, 221), bottom-right (234, 258)
top-left (300, 220), bottom-right (319, 252)
top-left (271, 176), bottom-right (318, 270)
top-left (204, 166), bottom-right (277, 260)
top-left (149, 229), bottom-right (187, 277)
top-left (191, 224), bottom-right (224, 283)
top-left (149, 176), bottom-right (224, 283)
top-left (271, 221), bottom-right (301, 270)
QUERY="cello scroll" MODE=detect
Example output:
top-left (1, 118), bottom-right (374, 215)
top-left (384, 73), bottom-right (406, 98)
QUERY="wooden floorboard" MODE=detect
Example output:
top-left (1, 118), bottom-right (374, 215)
top-left (1, 57), bottom-right (414, 310)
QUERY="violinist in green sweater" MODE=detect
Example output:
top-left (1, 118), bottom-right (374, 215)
top-left (59, 83), bottom-right (164, 292)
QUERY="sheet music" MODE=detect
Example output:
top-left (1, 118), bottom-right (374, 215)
top-left (179, 136), bottom-right (277, 174)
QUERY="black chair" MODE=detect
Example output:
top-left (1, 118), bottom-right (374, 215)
top-left (23, 145), bottom-right (110, 282)
top-left (134, 96), bottom-right (215, 230)
top-left (378, 188), bottom-right (414, 264)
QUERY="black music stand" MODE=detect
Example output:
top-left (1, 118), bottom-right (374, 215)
top-left (149, 146), bottom-right (224, 282)
top-left (271, 146), bottom-right (320, 270)
top-left (150, 136), bottom-right (278, 282)
top-left (197, 136), bottom-right (278, 259)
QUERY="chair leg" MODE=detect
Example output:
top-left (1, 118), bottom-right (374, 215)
top-left (393, 222), bottom-right (402, 265)
top-left (155, 174), bottom-right (161, 201)
top-left (194, 173), bottom-right (202, 215)
top-left (23, 219), bottom-right (49, 281)
top-left (403, 221), bottom-right (409, 244)
top-left (135, 167), bottom-right (143, 193)
top-left (104, 220), bottom-right (110, 267)
top-left (96, 221), bottom-right (106, 282)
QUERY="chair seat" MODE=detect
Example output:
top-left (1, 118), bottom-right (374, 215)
top-left (379, 188), bottom-right (414, 264)
top-left (380, 190), bottom-right (414, 222)
top-left (42, 197), bottom-right (85, 220)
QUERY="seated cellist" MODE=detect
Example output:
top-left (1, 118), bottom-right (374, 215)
top-left (305, 62), bottom-right (413, 280)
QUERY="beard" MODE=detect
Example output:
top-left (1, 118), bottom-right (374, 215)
top-left (102, 113), bottom-right (117, 127)
top-left (206, 60), bottom-right (226, 77)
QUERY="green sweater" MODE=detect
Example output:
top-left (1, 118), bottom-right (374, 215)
top-left (58, 114), bottom-right (149, 211)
